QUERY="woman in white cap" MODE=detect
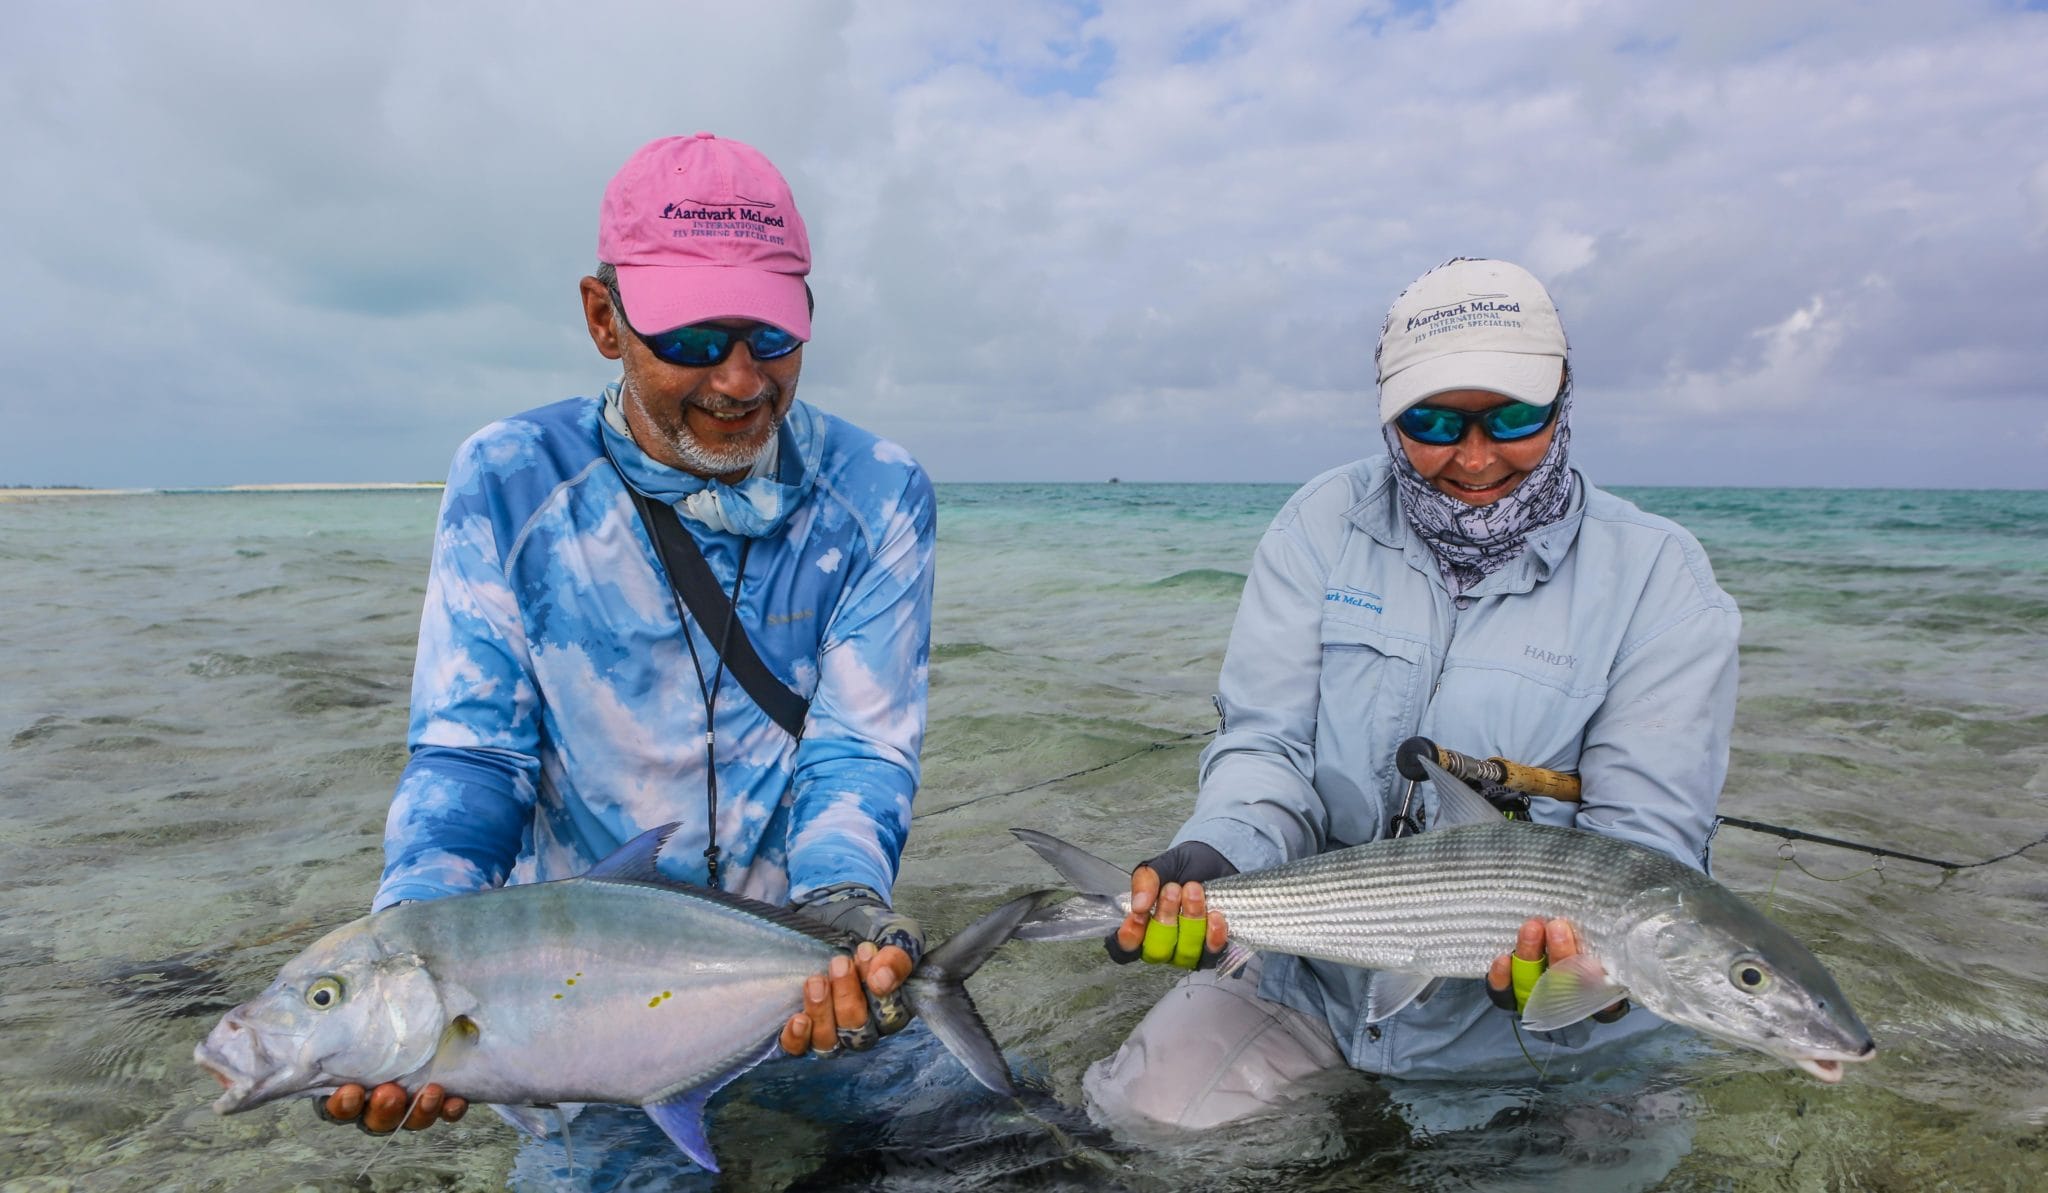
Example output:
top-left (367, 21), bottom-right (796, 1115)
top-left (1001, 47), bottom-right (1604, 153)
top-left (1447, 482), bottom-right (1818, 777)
top-left (1084, 258), bottom-right (1742, 1130)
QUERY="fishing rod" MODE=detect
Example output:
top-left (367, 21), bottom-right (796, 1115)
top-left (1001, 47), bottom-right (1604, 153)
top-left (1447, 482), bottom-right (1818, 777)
top-left (1394, 736), bottom-right (2045, 872)
top-left (920, 728), bottom-right (2043, 873)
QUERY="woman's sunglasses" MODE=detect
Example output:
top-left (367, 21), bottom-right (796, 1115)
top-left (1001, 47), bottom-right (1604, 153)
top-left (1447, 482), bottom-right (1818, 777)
top-left (1394, 400), bottom-right (1557, 446)
top-left (610, 285), bottom-right (803, 368)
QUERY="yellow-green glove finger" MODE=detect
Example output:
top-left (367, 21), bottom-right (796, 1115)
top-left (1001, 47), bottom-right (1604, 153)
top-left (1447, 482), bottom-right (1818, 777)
top-left (1171, 914), bottom-right (1206, 969)
top-left (1510, 954), bottom-right (1546, 1012)
top-left (1141, 917), bottom-right (1178, 964)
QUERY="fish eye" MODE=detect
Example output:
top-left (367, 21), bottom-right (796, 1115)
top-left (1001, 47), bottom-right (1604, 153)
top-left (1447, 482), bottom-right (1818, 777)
top-left (1728, 959), bottom-right (1772, 993)
top-left (305, 977), bottom-right (345, 1010)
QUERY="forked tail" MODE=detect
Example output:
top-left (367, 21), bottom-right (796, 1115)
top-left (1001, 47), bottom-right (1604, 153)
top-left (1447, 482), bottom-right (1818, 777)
top-left (901, 890), bottom-right (1054, 1097)
top-left (1005, 829), bottom-right (1135, 942)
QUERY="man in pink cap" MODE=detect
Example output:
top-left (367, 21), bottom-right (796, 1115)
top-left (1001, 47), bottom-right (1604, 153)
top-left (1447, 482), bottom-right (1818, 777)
top-left (324, 135), bottom-right (942, 1153)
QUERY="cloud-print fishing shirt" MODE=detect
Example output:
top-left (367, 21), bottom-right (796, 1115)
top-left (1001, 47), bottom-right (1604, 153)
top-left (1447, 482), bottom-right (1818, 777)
top-left (374, 390), bottom-right (935, 913)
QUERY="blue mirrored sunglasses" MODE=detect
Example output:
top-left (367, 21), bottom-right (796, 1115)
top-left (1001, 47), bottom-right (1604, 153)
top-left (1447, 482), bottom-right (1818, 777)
top-left (634, 320), bottom-right (802, 368)
top-left (1394, 400), bottom-right (1556, 446)
top-left (611, 286), bottom-right (803, 367)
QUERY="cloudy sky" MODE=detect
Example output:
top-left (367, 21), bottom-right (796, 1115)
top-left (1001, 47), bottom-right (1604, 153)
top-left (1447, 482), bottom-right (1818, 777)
top-left (4, 0), bottom-right (2044, 489)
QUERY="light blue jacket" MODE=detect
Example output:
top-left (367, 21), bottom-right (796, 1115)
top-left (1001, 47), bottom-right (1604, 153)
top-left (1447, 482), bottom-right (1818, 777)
top-left (374, 391), bottom-right (935, 913)
top-left (1177, 455), bottom-right (1740, 1078)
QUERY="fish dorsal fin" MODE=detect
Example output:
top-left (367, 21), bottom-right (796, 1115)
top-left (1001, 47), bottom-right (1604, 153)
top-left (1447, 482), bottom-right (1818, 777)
top-left (579, 831), bottom-right (859, 951)
top-left (583, 823), bottom-right (682, 882)
top-left (1363, 972), bottom-right (1443, 1023)
top-left (1416, 755), bottom-right (1505, 829)
top-left (1519, 953), bottom-right (1630, 1031)
top-left (643, 1040), bottom-right (779, 1173)
top-left (675, 884), bottom-right (861, 950)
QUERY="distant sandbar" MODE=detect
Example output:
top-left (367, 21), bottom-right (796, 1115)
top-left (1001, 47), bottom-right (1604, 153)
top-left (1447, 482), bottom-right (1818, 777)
top-left (1, 482), bottom-right (443, 502)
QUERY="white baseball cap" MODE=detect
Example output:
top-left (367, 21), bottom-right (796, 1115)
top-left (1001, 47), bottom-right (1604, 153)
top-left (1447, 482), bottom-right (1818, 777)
top-left (1376, 258), bottom-right (1567, 424)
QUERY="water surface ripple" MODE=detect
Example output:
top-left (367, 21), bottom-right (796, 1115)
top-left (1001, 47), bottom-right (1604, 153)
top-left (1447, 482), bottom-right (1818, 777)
top-left (3, 485), bottom-right (2044, 1190)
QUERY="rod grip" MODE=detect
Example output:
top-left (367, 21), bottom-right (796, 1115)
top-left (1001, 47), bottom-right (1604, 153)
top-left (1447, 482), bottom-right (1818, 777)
top-left (1491, 757), bottom-right (1583, 802)
top-left (1397, 736), bottom-right (1584, 801)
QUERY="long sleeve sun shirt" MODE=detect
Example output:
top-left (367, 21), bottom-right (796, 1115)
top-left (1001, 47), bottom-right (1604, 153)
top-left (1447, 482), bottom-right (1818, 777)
top-left (374, 389), bottom-right (935, 913)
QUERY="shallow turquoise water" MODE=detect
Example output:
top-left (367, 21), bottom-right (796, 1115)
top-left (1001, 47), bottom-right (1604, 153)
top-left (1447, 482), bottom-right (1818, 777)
top-left (2, 483), bottom-right (2044, 1190)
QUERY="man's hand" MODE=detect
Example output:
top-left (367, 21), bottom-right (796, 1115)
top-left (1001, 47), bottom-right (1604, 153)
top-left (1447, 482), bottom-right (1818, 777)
top-left (1109, 841), bottom-right (1234, 969)
top-left (320, 1082), bottom-right (468, 1134)
top-left (1486, 917), bottom-right (1629, 1022)
top-left (778, 940), bottom-right (914, 1056)
top-left (782, 885), bottom-right (923, 1056)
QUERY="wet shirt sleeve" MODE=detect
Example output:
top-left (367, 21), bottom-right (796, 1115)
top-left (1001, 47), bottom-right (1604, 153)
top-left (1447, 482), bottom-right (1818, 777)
top-left (782, 469), bottom-right (937, 903)
top-left (1573, 540), bottom-right (1741, 870)
top-left (374, 442), bottom-right (544, 912)
top-left (1177, 495), bottom-right (1335, 872)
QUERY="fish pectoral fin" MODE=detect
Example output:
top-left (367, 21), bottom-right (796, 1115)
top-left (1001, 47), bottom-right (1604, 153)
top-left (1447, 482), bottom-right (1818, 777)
top-left (1519, 954), bottom-right (1628, 1031)
top-left (489, 1103), bottom-right (555, 1139)
top-left (644, 1088), bottom-right (720, 1174)
top-left (1214, 941), bottom-right (1257, 979)
top-left (1363, 972), bottom-right (1441, 1023)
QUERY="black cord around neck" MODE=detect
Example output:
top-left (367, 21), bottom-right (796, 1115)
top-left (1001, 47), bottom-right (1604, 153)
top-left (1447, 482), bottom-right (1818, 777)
top-left (677, 536), bottom-right (751, 886)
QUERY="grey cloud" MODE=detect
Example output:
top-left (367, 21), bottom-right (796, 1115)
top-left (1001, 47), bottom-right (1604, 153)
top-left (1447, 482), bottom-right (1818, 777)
top-left (2, 0), bottom-right (2043, 489)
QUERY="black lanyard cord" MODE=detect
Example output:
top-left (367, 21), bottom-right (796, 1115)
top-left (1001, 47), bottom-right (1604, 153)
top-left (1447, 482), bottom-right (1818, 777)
top-left (673, 536), bottom-right (751, 887)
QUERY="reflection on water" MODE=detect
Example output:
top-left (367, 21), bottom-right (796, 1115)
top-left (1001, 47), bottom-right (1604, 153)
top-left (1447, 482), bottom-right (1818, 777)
top-left (2, 486), bottom-right (2045, 1190)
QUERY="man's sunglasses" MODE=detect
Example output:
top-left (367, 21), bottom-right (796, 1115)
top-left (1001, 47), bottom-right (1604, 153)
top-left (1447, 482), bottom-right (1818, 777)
top-left (610, 285), bottom-right (803, 368)
top-left (1394, 400), bottom-right (1557, 446)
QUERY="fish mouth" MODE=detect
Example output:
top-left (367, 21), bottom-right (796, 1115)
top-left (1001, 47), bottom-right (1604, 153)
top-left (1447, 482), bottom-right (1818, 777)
top-left (1790, 1039), bottom-right (1878, 1084)
top-left (195, 1028), bottom-right (309, 1114)
top-left (194, 1043), bottom-right (259, 1113)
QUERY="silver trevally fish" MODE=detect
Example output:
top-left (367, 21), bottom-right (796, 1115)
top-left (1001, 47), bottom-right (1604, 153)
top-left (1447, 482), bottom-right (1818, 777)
top-left (196, 824), bottom-right (1046, 1172)
top-left (1012, 755), bottom-right (1875, 1083)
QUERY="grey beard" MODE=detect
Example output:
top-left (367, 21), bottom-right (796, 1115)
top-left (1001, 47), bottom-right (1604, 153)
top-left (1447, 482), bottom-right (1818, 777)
top-left (664, 409), bottom-right (782, 476)
top-left (625, 376), bottom-right (782, 476)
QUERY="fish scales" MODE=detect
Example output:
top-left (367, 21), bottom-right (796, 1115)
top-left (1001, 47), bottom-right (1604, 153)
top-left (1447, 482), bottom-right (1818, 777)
top-left (1196, 823), bottom-right (1699, 976)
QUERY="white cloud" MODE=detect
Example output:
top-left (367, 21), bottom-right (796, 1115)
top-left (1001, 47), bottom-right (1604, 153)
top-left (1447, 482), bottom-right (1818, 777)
top-left (2, 0), bottom-right (2045, 489)
top-left (2028, 160), bottom-right (2048, 246)
top-left (1657, 294), bottom-right (1847, 415)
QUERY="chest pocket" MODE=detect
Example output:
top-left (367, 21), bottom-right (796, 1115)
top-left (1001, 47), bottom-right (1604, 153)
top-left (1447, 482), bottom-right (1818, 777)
top-left (1316, 612), bottom-right (1430, 846)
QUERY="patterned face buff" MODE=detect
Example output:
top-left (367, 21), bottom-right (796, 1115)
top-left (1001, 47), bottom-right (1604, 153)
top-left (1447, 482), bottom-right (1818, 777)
top-left (1379, 381), bottom-right (1575, 595)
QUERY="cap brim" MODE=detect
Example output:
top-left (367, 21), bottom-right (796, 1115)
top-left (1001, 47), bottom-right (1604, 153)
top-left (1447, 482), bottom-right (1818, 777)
top-left (1378, 351), bottom-right (1563, 423)
top-left (614, 264), bottom-right (811, 341)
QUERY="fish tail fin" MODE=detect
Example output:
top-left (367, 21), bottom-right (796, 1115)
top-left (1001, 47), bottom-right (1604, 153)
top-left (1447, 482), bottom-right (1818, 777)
top-left (1010, 828), bottom-right (1132, 897)
top-left (1003, 828), bottom-right (1134, 942)
top-left (903, 890), bottom-right (1053, 1097)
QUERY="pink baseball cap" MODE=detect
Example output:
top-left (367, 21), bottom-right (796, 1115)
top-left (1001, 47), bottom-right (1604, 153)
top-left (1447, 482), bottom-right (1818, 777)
top-left (598, 133), bottom-right (812, 340)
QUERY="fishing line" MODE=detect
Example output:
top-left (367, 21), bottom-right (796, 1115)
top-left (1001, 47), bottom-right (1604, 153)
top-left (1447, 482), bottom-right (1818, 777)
top-left (356, 1016), bottom-right (478, 1179)
top-left (1509, 1020), bottom-right (1546, 1080)
top-left (913, 729), bottom-right (1215, 820)
top-left (1762, 845), bottom-right (1792, 918)
top-left (1782, 849), bottom-right (1881, 885)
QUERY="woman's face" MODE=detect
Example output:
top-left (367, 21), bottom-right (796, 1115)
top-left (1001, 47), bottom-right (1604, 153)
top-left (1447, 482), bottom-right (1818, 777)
top-left (1396, 389), bottom-right (1558, 506)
